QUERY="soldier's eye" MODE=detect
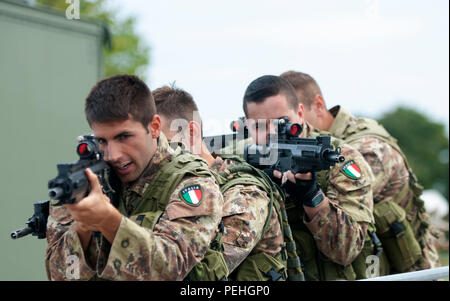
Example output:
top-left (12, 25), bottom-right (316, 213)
top-left (118, 134), bottom-right (131, 141)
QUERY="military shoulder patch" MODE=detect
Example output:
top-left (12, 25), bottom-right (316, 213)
top-left (180, 185), bottom-right (203, 206)
top-left (340, 160), bottom-right (361, 180)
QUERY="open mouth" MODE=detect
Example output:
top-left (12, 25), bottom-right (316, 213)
top-left (115, 162), bottom-right (133, 175)
top-left (118, 162), bottom-right (131, 170)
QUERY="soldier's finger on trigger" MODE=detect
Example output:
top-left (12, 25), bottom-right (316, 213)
top-left (85, 168), bottom-right (101, 192)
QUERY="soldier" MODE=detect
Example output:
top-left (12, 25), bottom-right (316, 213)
top-left (280, 70), bottom-right (441, 272)
top-left (153, 85), bottom-right (304, 281)
top-left (45, 74), bottom-right (224, 280)
top-left (241, 75), bottom-right (377, 280)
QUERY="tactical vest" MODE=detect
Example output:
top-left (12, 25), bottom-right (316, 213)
top-left (216, 155), bottom-right (305, 281)
top-left (337, 117), bottom-right (431, 272)
top-left (118, 150), bottom-right (229, 281)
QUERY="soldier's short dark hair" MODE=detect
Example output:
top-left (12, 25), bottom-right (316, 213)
top-left (153, 84), bottom-right (203, 135)
top-left (85, 74), bottom-right (156, 130)
top-left (280, 71), bottom-right (323, 109)
top-left (243, 75), bottom-right (298, 117)
top-left (153, 85), bottom-right (199, 122)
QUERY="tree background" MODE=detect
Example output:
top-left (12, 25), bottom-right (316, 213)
top-left (377, 106), bottom-right (449, 200)
top-left (36, 0), bottom-right (150, 79)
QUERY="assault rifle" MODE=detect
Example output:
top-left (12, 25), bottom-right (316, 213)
top-left (244, 117), bottom-right (345, 174)
top-left (11, 134), bottom-right (117, 239)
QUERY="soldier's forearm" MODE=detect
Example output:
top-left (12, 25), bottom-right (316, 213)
top-left (98, 206), bottom-right (122, 244)
top-left (45, 225), bottom-right (97, 280)
top-left (74, 222), bottom-right (92, 252)
top-left (303, 197), bottom-right (329, 222)
top-left (304, 201), bottom-right (367, 266)
top-left (97, 216), bottom-right (215, 280)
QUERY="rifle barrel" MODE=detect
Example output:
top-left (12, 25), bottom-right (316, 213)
top-left (11, 227), bottom-right (33, 240)
top-left (48, 187), bottom-right (63, 200)
top-left (326, 153), bottom-right (345, 163)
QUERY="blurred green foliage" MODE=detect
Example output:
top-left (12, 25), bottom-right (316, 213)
top-left (378, 107), bottom-right (449, 200)
top-left (36, 0), bottom-right (150, 79)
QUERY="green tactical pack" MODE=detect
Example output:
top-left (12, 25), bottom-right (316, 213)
top-left (373, 201), bottom-right (422, 272)
top-left (121, 149), bottom-right (229, 281)
top-left (339, 116), bottom-right (431, 272)
top-left (286, 203), bottom-right (363, 280)
top-left (215, 155), bottom-right (305, 281)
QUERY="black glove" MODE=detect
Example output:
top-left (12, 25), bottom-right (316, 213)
top-left (282, 172), bottom-right (324, 208)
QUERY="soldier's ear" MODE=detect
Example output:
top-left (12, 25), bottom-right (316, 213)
top-left (188, 121), bottom-right (202, 139)
top-left (188, 121), bottom-right (203, 154)
top-left (312, 95), bottom-right (326, 115)
top-left (296, 102), bottom-right (305, 125)
top-left (148, 114), bottom-right (161, 139)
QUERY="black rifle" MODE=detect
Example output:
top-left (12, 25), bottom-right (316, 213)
top-left (244, 117), bottom-right (345, 174)
top-left (47, 134), bottom-right (116, 205)
top-left (11, 134), bottom-right (117, 239)
top-left (203, 117), bottom-right (249, 154)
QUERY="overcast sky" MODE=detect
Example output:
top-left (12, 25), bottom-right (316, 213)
top-left (113, 0), bottom-right (449, 136)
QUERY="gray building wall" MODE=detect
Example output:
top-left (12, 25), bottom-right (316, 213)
top-left (0, 0), bottom-right (105, 280)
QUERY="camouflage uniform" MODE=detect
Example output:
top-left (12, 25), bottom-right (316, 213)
top-left (220, 122), bottom-right (375, 279)
top-left (327, 105), bottom-right (440, 270)
top-left (291, 122), bottom-right (374, 264)
top-left (45, 133), bottom-right (224, 280)
top-left (210, 156), bottom-right (284, 274)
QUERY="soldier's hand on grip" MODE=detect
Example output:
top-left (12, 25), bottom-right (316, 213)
top-left (282, 172), bottom-right (323, 208)
top-left (63, 168), bottom-right (113, 231)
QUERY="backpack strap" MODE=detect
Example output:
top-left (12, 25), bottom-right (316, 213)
top-left (219, 158), bottom-right (305, 281)
top-left (138, 152), bottom-right (213, 213)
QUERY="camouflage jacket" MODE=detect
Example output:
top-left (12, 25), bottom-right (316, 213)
top-left (328, 105), bottom-right (440, 270)
top-left (219, 124), bottom-right (375, 267)
top-left (293, 122), bottom-right (375, 266)
top-left (45, 133), bottom-right (224, 280)
top-left (210, 156), bottom-right (284, 273)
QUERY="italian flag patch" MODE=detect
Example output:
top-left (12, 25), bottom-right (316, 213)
top-left (341, 160), bottom-right (361, 180)
top-left (180, 185), bottom-right (203, 206)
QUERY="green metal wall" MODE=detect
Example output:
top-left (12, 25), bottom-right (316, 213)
top-left (0, 0), bottom-right (104, 280)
